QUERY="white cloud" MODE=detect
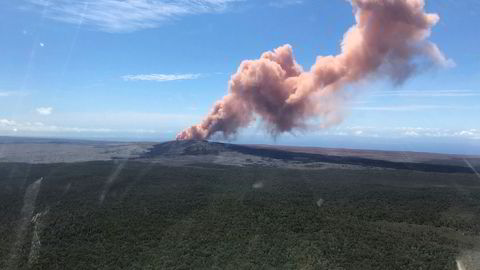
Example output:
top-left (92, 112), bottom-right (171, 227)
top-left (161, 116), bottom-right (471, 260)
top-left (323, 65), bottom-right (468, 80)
top-left (122, 73), bottom-right (202, 82)
top-left (354, 130), bottom-right (363, 136)
top-left (0, 119), bottom-right (110, 133)
top-left (36, 107), bottom-right (53, 115)
top-left (320, 126), bottom-right (480, 140)
top-left (0, 118), bottom-right (159, 134)
top-left (453, 129), bottom-right (480, 139)
top-left (26, 0), bottom-right (241, 32)
top-left (8, 111), bottom-right (200, 135)
top-left (0, 119), bottom-right (17, 126)
top-left (403, 130), bottom-right (420, 137)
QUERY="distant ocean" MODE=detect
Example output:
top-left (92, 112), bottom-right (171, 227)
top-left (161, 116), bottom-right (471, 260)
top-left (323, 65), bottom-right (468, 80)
top-left (232, 135), bottom-right (480, 156)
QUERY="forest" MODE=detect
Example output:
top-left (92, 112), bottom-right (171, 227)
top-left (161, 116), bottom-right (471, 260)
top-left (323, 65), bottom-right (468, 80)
top-left (1, 161), bottom-right (479, 269)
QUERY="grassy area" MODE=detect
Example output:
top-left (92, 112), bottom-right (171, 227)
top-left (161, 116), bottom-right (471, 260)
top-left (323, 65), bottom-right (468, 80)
top-left (1, 161), bottom-right (479, 269)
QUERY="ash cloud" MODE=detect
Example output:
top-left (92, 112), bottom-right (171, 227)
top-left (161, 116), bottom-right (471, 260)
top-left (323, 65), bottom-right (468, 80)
top-left (177, 0), bottom-right (452, 140)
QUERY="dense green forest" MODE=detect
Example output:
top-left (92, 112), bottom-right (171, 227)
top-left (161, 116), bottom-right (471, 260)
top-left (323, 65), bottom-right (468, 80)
top-left (1, 161), bottom-right (479, 269)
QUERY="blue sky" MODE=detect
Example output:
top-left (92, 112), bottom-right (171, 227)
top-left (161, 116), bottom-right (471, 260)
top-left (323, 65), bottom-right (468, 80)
top-left (0, 0), bottom-right (479, 154)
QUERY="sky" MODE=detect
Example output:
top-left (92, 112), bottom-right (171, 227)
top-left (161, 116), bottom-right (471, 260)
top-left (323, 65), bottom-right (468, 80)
top-left (0, 0), bottom-right (479, 154)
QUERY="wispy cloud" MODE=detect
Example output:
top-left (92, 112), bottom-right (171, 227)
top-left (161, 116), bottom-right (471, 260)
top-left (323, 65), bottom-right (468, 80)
top-left (26, 0), bottom-right (241, 32)
top-left (36, 107), bottom-right (53, 115)
top-left (269, 0), bottom-right (303, 8)
top-left (371, 90), bottom-right (480, 97)
top-left (122, 73), bottom-right (202, 82)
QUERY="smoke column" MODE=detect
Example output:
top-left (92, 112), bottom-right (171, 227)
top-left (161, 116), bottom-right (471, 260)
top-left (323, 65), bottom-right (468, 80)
top-left (176, 0), bottom-right (452, 140)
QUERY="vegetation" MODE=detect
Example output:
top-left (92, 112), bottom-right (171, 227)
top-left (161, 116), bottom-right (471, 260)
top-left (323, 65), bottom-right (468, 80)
top-left (1, 161), bottom-right (479, 269)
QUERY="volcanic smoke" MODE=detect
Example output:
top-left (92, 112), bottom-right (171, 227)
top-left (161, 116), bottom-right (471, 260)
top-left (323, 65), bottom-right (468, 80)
top-left (176, 0), bottom-right (452, 140)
